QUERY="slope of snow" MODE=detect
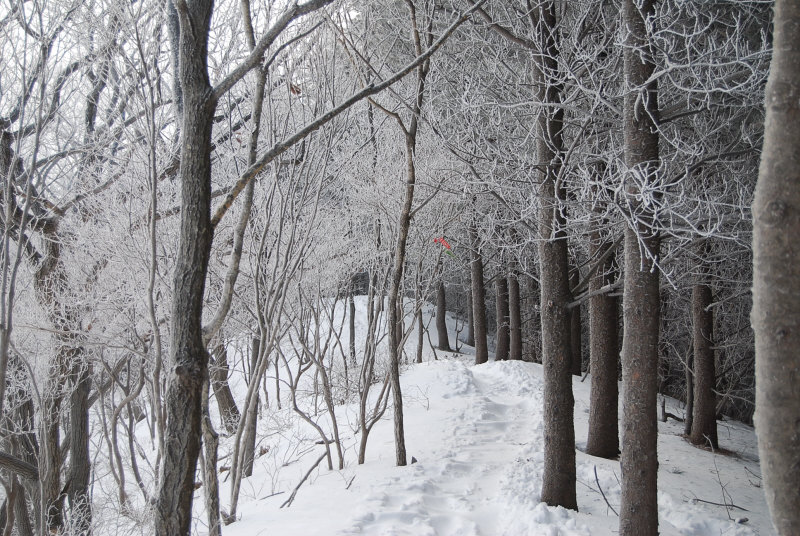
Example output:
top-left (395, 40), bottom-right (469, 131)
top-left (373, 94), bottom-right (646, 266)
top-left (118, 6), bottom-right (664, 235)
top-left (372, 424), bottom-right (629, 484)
top-left (198, 300), bottom-right (773, 536)
top-left (87, 298), bottom-right (770, 535)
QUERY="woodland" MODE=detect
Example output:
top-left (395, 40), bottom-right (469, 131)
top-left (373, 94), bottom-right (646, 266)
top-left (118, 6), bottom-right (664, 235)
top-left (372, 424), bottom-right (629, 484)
top-left (0, 0), bottom-right (798, 535)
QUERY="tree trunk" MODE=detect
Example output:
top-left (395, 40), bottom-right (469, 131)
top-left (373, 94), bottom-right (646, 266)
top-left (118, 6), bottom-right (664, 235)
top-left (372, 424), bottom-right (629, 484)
top-left (532, 0), bottom-right (577, 511)
top-left (570, 269), bottom-right (582, 376)
top-left (349, 285), bottom-right (357, 366)
top-left (466, 286), bottom-right (475, 347)
top-left (508, 273), bottom-right (522, 360)
top-left (585, 237), bottom-right (619, 459)
top-left (68, 359), bottom-right (92, 535)
top-left (619, 0), bottom-right (661, 533)
top-left (13, 479), bottom-right (33, 536)
top-left (684, 352), bottom-right (694, 436)
top-left (395, 299), bottom-right (405, 363)
top-left (39, 401), bottom-right (62, 532)
top-left (690, 260), bottom-right (717, 449)
top-left (201, 378), bottom-right (222, 536)
top-left (436, 282), bottom-right (451, 351)
top-left (752, 1), bottom-right (800, 533)
top-left (528, 276), bottom-right (542, 363)
top-left (242, 338), bottom-right (259, 478)
top-left (386, 129), bottom-right (417, 466)
top-left (385, 2), bottom-right (433, 459)
top-left (495, 276), bottom-right (510, 361)
top-left (155, 2), bottom-right (216, 533)
top-left (210, 341), bottom-right (241, 435)
top-left (470, 226), bottom-right (488, 365)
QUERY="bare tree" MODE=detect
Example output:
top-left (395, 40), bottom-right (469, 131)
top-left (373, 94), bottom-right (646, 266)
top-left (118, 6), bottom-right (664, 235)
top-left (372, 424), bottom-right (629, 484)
top-left (619, 0), bottom-right (662, 533)
top-left (689, 242), bottom-right (717, 449)
top-left (469, 224), bottom-right (489, 364)
top-left (436, 282), bottom-right (451, 351)
top-left (752, 1), bottom-right (800, 534)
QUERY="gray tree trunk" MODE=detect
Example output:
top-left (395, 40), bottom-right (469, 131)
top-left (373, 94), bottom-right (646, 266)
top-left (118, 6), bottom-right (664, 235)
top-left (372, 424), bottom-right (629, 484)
top-left (690, 257), bottom-right (717, 449)
top-left (752, 1), bottom-right (800, 533)
top-left (466, 287), bottom-right (476, 347)
top-left (532, 1), bottom-right (577, 511)
top-left (470, 226), bottom-right (488, 365)
top-left (154, 2), bottom-right (215, 533)
top-left (619, 0), bottom-right (661, 533)
top-left (201, 378), bottom-right (221, 536)
top-left (68, 359), bottom-right (91, 535)
top-left (210, 341), bottom-right (241, 435)
top-left (436, 282), bottom-right (451, 351)
top-left (569, 269), bottom-right (582, 376)
top-left (586, 236), bottom-right (619, 459)
top-left (495, 276), bottom-right (510, 361)
top-left (242, 338), bottom-right (259, 478)
top-left (385, 0), bottom-right (433, 466)
top-left (508, 273), bottom-right (522, 360)
top-left (684, 352), bottom-right (694, 436)
top-left (349, 285), bottom-right (357, 365)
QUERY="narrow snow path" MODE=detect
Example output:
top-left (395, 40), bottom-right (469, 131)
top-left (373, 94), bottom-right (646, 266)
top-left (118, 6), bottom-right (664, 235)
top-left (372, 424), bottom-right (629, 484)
top-left (226, 357), bottom-right (770, 536)
top-left (337, 360), bottom-right (588, 536)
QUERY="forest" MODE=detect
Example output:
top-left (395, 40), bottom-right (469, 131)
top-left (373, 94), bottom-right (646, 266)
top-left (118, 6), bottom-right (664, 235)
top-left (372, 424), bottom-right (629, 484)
top-left (0, 0), bottom-right (798, 534)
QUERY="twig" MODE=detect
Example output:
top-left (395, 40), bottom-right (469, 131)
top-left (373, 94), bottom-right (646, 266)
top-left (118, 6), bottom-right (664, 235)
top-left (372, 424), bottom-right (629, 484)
top-left (280, 452), bottom-right (327, 508)
top-left (580, 364), bottom-right (590, 383)
top-left (345, 475), bottom-right (356, 490)
top-left (594, 465), bottom-right (618, 516)
top-left (692, 497), bottom-right (748, 511)
top-left (744, 466), bottom-right (761, 480)
top-left (709, 439), bottom-right (736, 520)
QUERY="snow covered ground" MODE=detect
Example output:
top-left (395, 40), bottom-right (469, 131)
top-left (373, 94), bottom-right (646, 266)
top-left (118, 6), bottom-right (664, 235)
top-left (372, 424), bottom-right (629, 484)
top-left (184, 300), bottom-right (773, 536)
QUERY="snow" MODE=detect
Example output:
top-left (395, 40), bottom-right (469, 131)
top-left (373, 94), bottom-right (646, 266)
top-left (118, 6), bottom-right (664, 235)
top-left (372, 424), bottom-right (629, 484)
top-left (102, 298), bottom-right (775, 535)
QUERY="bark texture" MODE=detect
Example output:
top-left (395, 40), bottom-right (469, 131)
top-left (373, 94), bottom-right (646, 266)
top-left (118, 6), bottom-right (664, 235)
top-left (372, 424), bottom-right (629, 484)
top-left (242, 338), bottom-right (260, 478)
top-left (154, 2), bottom-right (215, 533)
top-left (466, 288), bottom-right (476, 347)
top-left (210, 341), bottom-right (241, 435)
top-left (690, 266), bottom-right (717, 449)
top-left (533, 0), bottom-right (577, 511)
top-left (508, 273), bottom-right (522, 360)
top-left (586, 238), bottom-right (619, 459)
top-left (436, 282), bottom-right (451, 351)
top-left (619, 0), bottom-right (661, 534)
top-left (494, 276), bottom-right (510, 361)
top-left (570, 269), bottom-right (582, 376)
top-left (386, 1), bottom-right (432, 466)
top-left (470, 227), bottom-right (488, 364)
top-left (752, 1), bottom-right (800, 533)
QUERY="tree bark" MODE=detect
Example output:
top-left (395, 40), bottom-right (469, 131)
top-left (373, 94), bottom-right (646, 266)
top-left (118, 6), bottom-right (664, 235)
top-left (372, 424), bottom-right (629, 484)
top-left (385, 0), bottom-right (434, 465)
top-left (210, 341), bottom-right (241, 435)
top-left (349, 284), bottom-right (357, 365)
top-left (470, 226), bottom-right (488, 364)
top-left (154, 2), bottom-right (215, 533)
top-left (570, 269), bottom-right (582, 375)
top-left (508, 273), bottom-right (522, 360)
top-left (386, 127), bottom-right (415, 465)
top-left (684, 352), bottom-right (694, 436)
top-left (436, 282), bottom-right (451, 351)
top-left (466, 285), bottom-right (476, 347)
top-left (242, 338), bottom-right (259, 478)
top-left (68, 359), bottom-right (92, 535)
top-left (586, 236), bottom-right (619, 459)
top-left (619, 0), bottom-right (661, 533)
top-left (532, 1), bottom-right (577, 511)
top-left (752, 1), bottom-right (800, 533)
top-left (495, 276), bottom-right (510, 361)
top-left (690, 259), bottom-right (717, 449)
top-left (201, 378), bottom-right (221, 536)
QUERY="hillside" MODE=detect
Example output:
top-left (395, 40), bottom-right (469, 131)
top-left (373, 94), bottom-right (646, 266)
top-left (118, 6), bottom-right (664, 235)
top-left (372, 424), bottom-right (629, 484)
top-left (171, 301), bottom-right (774, 536)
